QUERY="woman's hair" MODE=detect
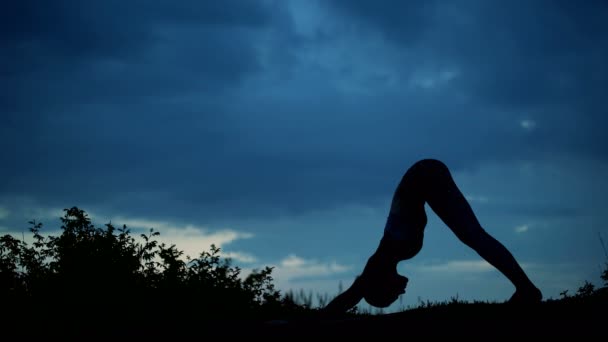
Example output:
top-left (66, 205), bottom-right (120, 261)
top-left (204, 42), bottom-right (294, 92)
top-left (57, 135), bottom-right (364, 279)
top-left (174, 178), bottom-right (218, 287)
top-left (362, 273), bottom-right (408, 308)
top-left (364, 292), bottom-right (397, 308)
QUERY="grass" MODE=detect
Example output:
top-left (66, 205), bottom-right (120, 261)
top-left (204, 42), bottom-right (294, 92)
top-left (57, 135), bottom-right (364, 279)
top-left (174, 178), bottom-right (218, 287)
top-left (260, 286), bottom-right (607, 338)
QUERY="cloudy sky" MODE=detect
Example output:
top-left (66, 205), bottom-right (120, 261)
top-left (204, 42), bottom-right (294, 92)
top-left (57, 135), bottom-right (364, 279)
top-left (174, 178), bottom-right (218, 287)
top-left (2, 0), bottom-right (607, 311)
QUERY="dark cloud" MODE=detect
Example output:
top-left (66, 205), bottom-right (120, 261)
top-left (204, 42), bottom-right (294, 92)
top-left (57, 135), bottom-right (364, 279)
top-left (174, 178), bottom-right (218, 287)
top-left (325, 0), bottom-right (437, 44)
top-left (1, 0), bottom-right (271, 58)
top-left (1, 0), bottom-right (290, 215)
top-left (0, 0), bottom-right (279, 114)
top-left (325, 0), bottom-right (608, 160)
top-left (2, 0), bottom-right (607, 223)
top-left (451, 1), bottom-right (608, 108)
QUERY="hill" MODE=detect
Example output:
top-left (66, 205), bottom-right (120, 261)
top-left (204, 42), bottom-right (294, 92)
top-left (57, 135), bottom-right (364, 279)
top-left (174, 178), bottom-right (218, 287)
top-left (255, 290), bottom-right (607, 338)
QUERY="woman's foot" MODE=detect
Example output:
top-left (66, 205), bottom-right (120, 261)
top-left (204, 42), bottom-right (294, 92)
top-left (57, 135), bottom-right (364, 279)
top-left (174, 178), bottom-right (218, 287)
top-left (508, 286), bottom-right (543, 304)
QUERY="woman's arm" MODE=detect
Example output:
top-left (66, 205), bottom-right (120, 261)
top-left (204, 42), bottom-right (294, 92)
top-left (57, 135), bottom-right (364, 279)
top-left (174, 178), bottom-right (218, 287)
top-left (321, 276), bottom-right (365, 315)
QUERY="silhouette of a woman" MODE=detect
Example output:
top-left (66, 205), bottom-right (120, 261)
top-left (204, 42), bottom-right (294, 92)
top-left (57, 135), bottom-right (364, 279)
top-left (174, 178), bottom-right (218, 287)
top-left (324, 159), bottom-right (542, 313)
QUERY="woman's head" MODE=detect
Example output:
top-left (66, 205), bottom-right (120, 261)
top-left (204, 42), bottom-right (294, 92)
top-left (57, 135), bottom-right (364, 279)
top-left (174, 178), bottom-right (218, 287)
top-left (361, 271), bottom-right (408, 308)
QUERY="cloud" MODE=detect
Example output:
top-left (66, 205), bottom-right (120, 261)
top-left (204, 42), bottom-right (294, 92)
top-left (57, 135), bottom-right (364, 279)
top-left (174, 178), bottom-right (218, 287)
top-left (520, 119), bottom-right (537, 131)
top-left (451, 157), bottom-right (608, 221)
top-left (409, 69), bottom-right (460, 90)
top-left (413, 260), bottom-right (496, 273)
top-left (465, 195), bottom-right (489, 204)
top-left (0, 199), bottom-right (68, 230)
top-left (514, 224), bottom-right (530, 234)
top-left (101, 215), bottom-right (254, 261)
top-left (263, 254), bottom-right (352, 287)
top-left (324, 0), bottom-right (437, 45)
top-left (221, 251), bottom-right (257, 264)
top-left (231, 254), bottom-right (352, 306)
top-left (0, 207), bottom-right (9, 220)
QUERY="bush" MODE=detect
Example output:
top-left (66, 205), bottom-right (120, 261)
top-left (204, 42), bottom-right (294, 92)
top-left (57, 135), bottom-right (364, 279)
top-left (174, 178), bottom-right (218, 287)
top-left (0, 207), bottom-right (305, 331)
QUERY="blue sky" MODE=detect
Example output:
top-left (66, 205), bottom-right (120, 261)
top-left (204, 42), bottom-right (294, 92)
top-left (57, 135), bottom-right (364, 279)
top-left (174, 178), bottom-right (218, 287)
top-left (2, 0), bottom-right (608, 312)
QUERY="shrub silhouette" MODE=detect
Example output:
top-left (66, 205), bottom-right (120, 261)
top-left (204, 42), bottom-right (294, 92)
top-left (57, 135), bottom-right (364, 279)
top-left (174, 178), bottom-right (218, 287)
top-left (1, 207), bottom-right (306, 336)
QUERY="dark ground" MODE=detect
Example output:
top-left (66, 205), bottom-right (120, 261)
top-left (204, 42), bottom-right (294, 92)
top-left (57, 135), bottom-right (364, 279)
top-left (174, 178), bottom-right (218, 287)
top-left (255, 295), bottom-right (607, 338)
top-left (112, 288), bottom-right (607, 339)
top-left (6, 288), bottom-right (606, 340)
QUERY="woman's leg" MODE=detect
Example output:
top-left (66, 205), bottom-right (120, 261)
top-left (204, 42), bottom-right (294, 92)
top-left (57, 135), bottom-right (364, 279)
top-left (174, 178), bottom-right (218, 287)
top-left (405, 159), bottom-right (541, 301)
